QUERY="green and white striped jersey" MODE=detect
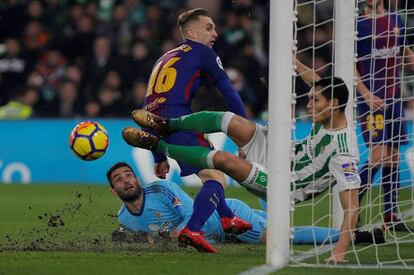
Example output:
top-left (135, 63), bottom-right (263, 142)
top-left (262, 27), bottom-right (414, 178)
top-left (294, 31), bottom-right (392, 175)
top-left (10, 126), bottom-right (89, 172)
top-left (292, 123), bottom-right (360, 202)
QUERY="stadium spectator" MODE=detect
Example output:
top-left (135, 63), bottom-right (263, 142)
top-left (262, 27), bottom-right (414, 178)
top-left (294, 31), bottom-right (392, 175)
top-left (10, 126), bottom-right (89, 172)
top-left (64, 64), bottom-right (83, 87)
top-left (0, 1), bottom-right (270, 118)
top-left (84, 100), bottom-right (101, 118)
top-left (123, 81), bottom-right (147, 111)
top-left (62, 14), bottom-right (96, 62)
top-left (126, 39), bottom-right (153, 86)
top-left (96, 86), bottom-right (124, 117)
top-left (53, 80), bottom-right (82, 118)
top-left (34, 49), bottom-right (67, 115)
top-left (0, 86), bottom-right (39, 119)
top-left (0, 0), bottom-right (26, 41)
top-left (0, 38), bottom-right (29, 104)
top-left (83, 36), bottom-right (117, 99)
top-left (355, 0), bottom-right (414, 231)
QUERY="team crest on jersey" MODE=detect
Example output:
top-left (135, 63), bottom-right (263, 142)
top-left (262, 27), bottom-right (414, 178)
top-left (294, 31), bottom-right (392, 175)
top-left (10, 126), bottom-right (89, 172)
top-left (153, 211), bottom-right (162, 218)
top-left (172, 196), bottom-right (182, 208)
top-left (216, 56), bottom-right (224, 70)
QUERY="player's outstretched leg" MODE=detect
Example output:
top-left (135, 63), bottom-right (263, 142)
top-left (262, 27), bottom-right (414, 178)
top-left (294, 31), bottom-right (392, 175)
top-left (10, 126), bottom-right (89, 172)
top-left (123, 127), bottom-right (215, 169)
top-left (122, 127), bottom-right (159, 150)
top-left (178, 226), bottom-right (217, 253)
top-left (132, 109), bottom-right (231, 136)
top-left (132, 109), bottom-right (170, 136)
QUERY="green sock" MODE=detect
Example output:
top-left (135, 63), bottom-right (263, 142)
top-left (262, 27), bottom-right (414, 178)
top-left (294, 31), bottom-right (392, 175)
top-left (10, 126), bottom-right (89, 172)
top-left (169, 111), bottom-right (226, 133)
top-left (156, 140), bottom-right (212, 168)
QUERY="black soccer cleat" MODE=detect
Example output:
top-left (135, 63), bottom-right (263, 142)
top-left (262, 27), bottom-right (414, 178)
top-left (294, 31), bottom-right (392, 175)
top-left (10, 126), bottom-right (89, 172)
top-left (354, 227), bottom-right (386, 244)
top-left (131, 109), bottom-right (170, 136)
top-left (122, 127), bottom-right (159, 150)
top-left (382, 213), bottom-right (414, 232)
top-left (382, 220), bottom-right (414, 232)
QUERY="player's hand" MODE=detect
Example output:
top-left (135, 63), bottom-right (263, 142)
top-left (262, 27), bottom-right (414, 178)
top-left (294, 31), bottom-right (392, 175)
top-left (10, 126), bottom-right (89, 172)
top-left (154, 160), bottom-right (170, 179)
top-left (363, 92), bottom-right (386, 110)
top-left (325, 254), bottom-right (348, 263)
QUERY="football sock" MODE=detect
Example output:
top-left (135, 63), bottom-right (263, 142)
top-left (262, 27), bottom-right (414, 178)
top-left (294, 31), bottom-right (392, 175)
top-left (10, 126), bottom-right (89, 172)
top-left (169, 111), bottom-right (233, 134)
top-left (187, 180), bottom-right (223, 231)
top-left (382, 165), bottom-right (400, 219)
top-left (155, 140), bottom-right (216, 169)
top-left (358, 161), bottom-right (379, 203)
top-left (213, 180), bottom-right (234, 218)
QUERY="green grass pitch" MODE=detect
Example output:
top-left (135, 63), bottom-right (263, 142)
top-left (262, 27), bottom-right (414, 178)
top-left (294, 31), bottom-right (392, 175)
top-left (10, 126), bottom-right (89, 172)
top-left (0, 184), bottom-right (413, 274)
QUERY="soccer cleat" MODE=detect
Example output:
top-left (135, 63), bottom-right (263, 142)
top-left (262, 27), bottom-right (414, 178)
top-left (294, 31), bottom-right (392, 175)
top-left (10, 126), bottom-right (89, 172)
top-left (221, 216), bottom-right (252, 235)
top-left (382, 220), bottom-right (414, 232)
top-left (354, 228), bottom-right (385, 244)
top-left (122, 127), bottom-right (159, 150)
top-left (132, 109), bottom-right (170, 136)
top-left (382, 213), bottom-right (414, 232)
top-left (177, 226), bottom-right (217, 253)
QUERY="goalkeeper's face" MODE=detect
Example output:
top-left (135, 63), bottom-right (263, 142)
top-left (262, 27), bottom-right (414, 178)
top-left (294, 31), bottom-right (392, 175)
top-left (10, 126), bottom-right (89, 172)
top-left (307, 86), bottom-right (335, 124)
top-left (110, 166), bottom-right (143, 203)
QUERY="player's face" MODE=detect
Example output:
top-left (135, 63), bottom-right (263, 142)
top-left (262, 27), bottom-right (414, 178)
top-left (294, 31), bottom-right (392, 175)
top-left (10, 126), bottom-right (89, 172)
top-left (307, 86), bottom-right (334, 124)
top-left (110, 166), bottom-right (142, 202)
top-left (193, 16), bottom-right (217, 48)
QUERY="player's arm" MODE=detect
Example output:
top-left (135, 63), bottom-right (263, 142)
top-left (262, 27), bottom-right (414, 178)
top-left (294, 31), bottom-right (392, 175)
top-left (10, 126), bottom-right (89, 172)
top-left (404, 46), bottom-right (414, 71)
top-left (215, 79), bottom-right (247, 117)
top-left (294, 58), bottom-right (320, 86)
top-left (199, 46), bottom-right (246, 117)
top-left (147, 128), bottom-right (169, 178)
top-left (355, 67), bottom-right (385, 109)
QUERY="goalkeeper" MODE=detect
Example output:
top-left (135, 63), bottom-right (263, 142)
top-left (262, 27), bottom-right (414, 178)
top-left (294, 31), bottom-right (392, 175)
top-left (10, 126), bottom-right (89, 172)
top-left (123, 73), bottom-right (361, 262)
top-left (107, 162), bottom-right (348, 248)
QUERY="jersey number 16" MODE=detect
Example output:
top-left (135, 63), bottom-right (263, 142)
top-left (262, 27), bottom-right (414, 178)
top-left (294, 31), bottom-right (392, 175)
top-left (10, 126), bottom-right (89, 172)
top-left (146, 57), bottom-right (181, 97)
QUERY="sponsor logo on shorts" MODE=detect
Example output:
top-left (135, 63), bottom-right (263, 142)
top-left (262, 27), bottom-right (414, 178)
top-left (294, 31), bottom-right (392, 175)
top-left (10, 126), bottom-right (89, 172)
top-left (342, 162), bottom-right (358, 182)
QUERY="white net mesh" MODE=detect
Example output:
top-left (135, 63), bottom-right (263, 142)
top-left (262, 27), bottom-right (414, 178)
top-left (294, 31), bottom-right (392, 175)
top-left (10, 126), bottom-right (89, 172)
top-left (290, 0), bottom-right (414, 268)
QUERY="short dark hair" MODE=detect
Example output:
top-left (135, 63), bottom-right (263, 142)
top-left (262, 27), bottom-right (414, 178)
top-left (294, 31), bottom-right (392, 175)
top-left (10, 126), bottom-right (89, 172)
top-left (106, 162), bottom-right (134, 188)
top-left (313, 77), bottom-right (349, 112)
top-left (177, 8), bottom-right (210, 29)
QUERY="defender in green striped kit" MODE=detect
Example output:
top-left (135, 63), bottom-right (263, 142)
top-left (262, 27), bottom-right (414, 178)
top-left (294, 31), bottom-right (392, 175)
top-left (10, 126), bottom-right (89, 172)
top-left (124, 74), bottom-right (360, 263)
top-left (293, 118), bottom-right (360, 202)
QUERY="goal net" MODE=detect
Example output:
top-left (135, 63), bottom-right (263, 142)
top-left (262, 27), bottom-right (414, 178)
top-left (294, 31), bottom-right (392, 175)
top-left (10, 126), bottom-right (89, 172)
top-left (269, 0), bottom-right (414, 269)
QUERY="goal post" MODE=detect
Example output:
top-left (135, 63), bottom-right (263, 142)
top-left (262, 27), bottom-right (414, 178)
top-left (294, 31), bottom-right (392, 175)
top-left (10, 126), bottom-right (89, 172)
top-left (332, 0), bottom-right (357, 229)
top-left (267, 0), bottom-right (294, 268)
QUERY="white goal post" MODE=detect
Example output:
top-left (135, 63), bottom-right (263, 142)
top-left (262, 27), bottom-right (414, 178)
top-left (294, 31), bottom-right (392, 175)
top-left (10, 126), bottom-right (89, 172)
top-left (267, 0), bottom-right (293, 268)
top-left (268, 0), bottom-right (414, 270)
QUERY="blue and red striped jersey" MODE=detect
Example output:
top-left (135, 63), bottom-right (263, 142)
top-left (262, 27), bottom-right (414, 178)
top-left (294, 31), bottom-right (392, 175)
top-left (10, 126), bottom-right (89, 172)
top-left (357, 12), bottom-right (406, 99)
top-left (144, 39), bottom-right (244, 118)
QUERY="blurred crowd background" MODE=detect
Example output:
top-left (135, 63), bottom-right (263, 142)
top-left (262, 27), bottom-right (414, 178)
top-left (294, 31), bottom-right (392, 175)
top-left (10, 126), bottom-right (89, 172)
top-left (0, 0), bottom-right (413, 120)
top-left (0, 0), bottom-right (269, 119)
